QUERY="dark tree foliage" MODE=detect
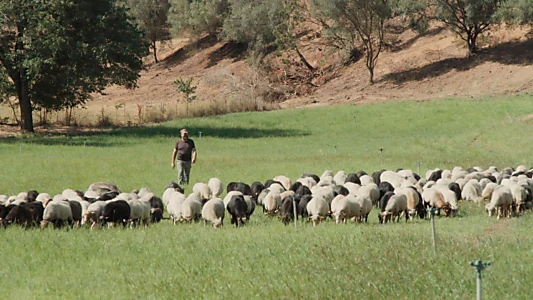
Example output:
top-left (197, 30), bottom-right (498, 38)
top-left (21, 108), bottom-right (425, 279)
top-left (0, 0), bottom-right (149, 132)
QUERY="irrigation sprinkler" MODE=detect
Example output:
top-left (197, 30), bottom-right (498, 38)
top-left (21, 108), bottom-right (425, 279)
top-left (416, 161), bottom-right (422, 176)
top-left (334, 145), bottom-right (337, 155)
top-left (199, 131), bottom-right (202, 138)
top-left (378, 148), bottom-right (384, 167)
top-left (427, 207), bottom-right (438, 255)
top-left (469, 260), bottom-right (491, 300)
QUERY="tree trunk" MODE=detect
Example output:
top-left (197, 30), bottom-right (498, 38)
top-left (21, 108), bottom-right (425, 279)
top-left (468, 33), bottom-right (478, 55)
top-left (14, 68), bottom-right (34, 132)
top-left (152, 41), bottom-right (158, 63)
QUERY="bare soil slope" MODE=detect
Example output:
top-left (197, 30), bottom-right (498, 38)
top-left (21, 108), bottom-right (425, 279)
top-left (1, 23), bottom-right (532, 137)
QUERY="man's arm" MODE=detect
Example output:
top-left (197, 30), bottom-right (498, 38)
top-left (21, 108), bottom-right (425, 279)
top-left (171, 148), bottom-right (178, 168)
top-left (192, 148), bottom-right (197, 164)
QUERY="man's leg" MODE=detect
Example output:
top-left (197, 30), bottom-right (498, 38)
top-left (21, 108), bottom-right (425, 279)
top-left (183, 161), bottom-right (192, 184)
top-left (177, 160), bottom-right (186, 185)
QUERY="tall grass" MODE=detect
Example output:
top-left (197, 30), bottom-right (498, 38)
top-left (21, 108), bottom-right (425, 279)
top-left (1, 95), bottom-right (533, 299)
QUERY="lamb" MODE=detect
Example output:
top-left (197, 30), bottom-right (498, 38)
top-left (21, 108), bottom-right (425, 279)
top-left (201, 198), bottom-right (225, 228)
top-left (306, 197), bottom-right (329, 226)
top-left (485, 186), bottom-right (513, 219)
top-left (208, 178), bottom-right (224, 198)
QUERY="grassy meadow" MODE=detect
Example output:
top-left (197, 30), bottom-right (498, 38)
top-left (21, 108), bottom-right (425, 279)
top-left (1, 95), bottom-right (533, 299)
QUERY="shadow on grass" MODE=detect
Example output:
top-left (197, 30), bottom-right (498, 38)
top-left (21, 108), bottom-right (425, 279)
top-left (0, 125), bottom-right (310, 147)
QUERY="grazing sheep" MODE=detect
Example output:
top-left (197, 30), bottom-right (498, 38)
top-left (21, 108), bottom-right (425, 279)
top-left (87, 182), bottom-right (120, 198)
top-left (306, 197), bottom-right (329, 226)
top-left (41, 200), bottom-right (73, 229)
top-left (311, 185), bottom-right (335, 205)
top-left (481, 183), bottom-right (498, 201)
top-left (268, 183), bottom-right (286, 195)
top-left (297, 194), bottom-right (312, 219)
top-left (422, 188), bottom-right (451, 217)
top-left (181, 195), bottom-right (202, 223)
top-left (192, 183), bottom-right (211, 200)
top-left (101, 200), bottom-right (131, 228)
top-left (226, 194), bottom-right (248, 227)
top-left (357, 183), bottom-right (380, 207)
top-left (330, 195), bottom-right (361, 224)
top-left (279, 196), bottom-right (297, 225)
top-left (208, 178), bottom-right (224, 198)
top-left (201, 198), bottom-right (225, 228)
top-left (461, 179), bottom-right (482, 202)
top-left (167, 191), bottom-right (186, 224)
top-left (359, 175), bottom-right (374, 186)
top-left (485, 186), bottom-right (513, 219)
top-left (381, 193), bottom-right (408, 224)
top-left (333, 171), bottom-right (347, 186)
top-left (343, 182), bottom-right (361, 196)
top-left (273, 175), bottom-right (292, 190)
top-left (355, 195), bottom-right (372, 222)
top-left (263, 191), bottom-right (282, 215)
top-left (83, 201), bottom-right (107, 228)
top-left (127, 198), bottom-right (151, 226)
top-left (345, 173), bottom-right (361, 185)
top-left (296, 177), bottom-right (317, 189)
top-left (243, 195), bottom-right (256, 220)
top-left (251, 181), bottom-right (265, 202)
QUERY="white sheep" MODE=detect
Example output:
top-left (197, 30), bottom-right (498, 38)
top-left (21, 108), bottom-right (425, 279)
top-left (359, 175), bottom-right (374, 186)
top-left (208, 178), bottom-right (224, 198)
top-left (311, 185), bottom-right (335, 205)
top-left (192, 183), bottom-right (211, 200)
top-left (41, 199), bottom-right (73, 228)
top-left (167, 191), bottom-right (186, 224)
top-left (381, 193), bottom-right (408, 223)
top-left (181, 194), bottom-right (202, 222)
top-left (306, 197), bottom-right (329, 226)
top-left (296, 177), bottom-right (317, 189)
top-left (201, 198), bottom-right (225, 228)
top-left (481, 182), bottom-right (498, 201)
top-left (343, 182), bottom-right (361, 196)
top-left (461, 179), bottom-right (482, 202)
top-left (356, 183), bottom-right (380, 206)
top-left (83, 201), bottom-right (107, 228)
top-left (331, 194), bottom-right (360, 224)
top-left (273, 175), bottom-right (292, 190)
top-left (355, 195), bottom-right (372, 222)
top-left (268, 183), bottom-right (286, 195)
top-left (333, 171), bottom-right (347, 186)
top-left (263, 191), bottom-right (281, 215)
top-left (485, 186), bottom-right (513, 219)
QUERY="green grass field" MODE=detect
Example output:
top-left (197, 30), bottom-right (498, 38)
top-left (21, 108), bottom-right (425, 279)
top-left (1, 95), bottom-right (533, 299)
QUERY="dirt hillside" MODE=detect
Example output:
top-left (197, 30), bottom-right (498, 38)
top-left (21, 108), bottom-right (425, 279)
top-left (1, 22), bottom-right (532, 136)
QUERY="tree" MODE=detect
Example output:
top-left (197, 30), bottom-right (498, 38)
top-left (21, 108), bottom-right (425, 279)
top-left (0, 0), bottom-right (149, 132)
top-left (310, 0), bottom-right (392, 84)
top-left (122, 0), bottom-right (170, 63)
top-left (173, 77), bottom-right (197, 117)
top-left (168, 0), bottom-right (230, 36)
top-left (434, 0), bottom-right (507, 55)
top-left (222, 0), bottom-right (289, 54)
top-left (496, 0), bottom-right (533, 24)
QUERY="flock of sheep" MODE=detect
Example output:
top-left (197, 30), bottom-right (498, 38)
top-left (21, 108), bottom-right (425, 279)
top-left (1, 164), bottom-right (532, 229)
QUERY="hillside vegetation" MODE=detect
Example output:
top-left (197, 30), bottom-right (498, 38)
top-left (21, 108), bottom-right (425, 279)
top-left (1, 0), bottom-right (533, 134)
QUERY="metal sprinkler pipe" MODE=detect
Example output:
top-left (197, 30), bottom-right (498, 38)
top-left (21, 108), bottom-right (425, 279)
top-left (469, 260), bottom-right (491, 300)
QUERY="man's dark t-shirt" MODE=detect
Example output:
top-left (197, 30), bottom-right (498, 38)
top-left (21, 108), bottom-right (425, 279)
top-left (175, 139), bottom-right (195, 161)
